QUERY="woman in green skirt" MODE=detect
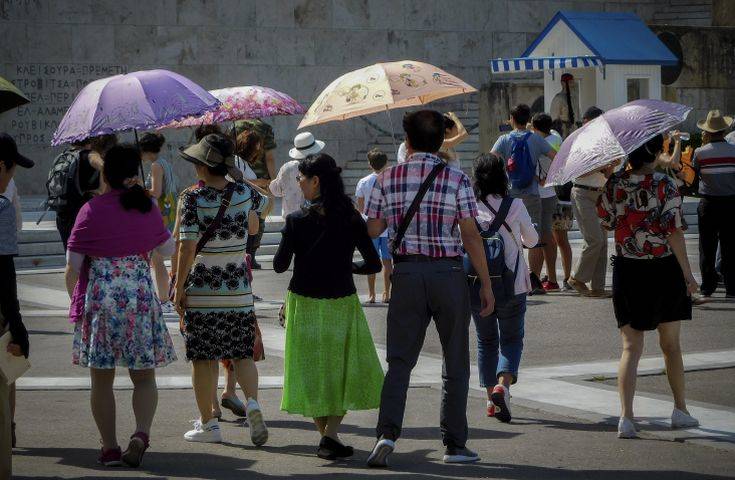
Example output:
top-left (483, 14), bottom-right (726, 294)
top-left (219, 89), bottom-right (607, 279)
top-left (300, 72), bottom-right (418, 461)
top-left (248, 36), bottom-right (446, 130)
top-left (274, 153), bottom-right (384, 460)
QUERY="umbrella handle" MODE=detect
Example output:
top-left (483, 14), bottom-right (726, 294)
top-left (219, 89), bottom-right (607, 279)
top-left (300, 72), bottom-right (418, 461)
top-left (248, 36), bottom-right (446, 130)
top-left (385, 109), bottom-right (397, 153)
top-left (134, 128), bottom-right (145, 180)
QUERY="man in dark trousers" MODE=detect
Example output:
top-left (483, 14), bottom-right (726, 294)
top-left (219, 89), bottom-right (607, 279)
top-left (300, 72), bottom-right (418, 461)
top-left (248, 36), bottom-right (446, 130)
top-left (0, 133), bottom-right (33, 479)
top-left (365, 110), bottom-right (494, 467)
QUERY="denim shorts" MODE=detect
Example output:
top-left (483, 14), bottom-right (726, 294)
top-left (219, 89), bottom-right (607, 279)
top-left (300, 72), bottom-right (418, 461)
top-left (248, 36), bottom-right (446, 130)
top-left (372, 237), bottom-right (392, 261)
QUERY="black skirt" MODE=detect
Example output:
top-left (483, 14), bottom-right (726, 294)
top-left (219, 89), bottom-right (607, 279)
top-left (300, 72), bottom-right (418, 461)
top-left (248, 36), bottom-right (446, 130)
top-left (612, 255), bottom-right (692, 331)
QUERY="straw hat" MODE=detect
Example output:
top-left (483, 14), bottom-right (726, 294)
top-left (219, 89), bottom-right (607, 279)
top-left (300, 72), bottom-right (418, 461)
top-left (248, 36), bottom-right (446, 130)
top-left (289, 132), bottom-right (325, 159)
top-left (697, 109), bottom-right (733, 133)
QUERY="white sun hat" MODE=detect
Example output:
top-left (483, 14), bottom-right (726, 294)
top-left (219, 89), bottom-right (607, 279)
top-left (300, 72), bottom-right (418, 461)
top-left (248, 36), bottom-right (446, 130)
top-left (289, 132), bottom-right (325, 159)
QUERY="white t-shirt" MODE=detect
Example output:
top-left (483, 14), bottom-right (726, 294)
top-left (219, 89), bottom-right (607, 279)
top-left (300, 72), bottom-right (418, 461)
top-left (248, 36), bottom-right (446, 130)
top-left (232, 156), bottom-right (258, 180)
top-left (538, 130), bottom-right (562, 199)
top-left (477, 195), bottom-right (539, 295)
top-left (398, 142), bottom-right (461, 169)
top-left (355, 172), bottom-right (388, 238)
top-left (726, 130), bottom-right (735, 145)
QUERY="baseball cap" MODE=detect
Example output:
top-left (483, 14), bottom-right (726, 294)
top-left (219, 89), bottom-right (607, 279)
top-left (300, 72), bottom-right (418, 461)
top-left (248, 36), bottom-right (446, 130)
top-left (0, 133), bottom-right (34, 168)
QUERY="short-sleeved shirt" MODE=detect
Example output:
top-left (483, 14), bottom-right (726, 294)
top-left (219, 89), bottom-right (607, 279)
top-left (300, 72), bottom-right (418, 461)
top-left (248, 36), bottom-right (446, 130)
top-left (365, 152), bottom-right (477, 258)
top-left (356, 172), bottom-right (387, 238)
top-left (691, 140), bottom-right (735, 197)
top-left (538, 131), bottom-right (562, 199)
top-left (234, 119), bottom-right (277, 180)
top-left (597, 171), bottom-right (686, 259)
top-left (491, 130), bottom-right (553, 197)
top-left (0, 194), bottom-right (18, 256)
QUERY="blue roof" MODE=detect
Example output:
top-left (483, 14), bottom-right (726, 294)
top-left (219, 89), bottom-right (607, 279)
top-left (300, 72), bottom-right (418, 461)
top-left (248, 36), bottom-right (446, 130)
top-left (521, 11), bottom-right (679, 66)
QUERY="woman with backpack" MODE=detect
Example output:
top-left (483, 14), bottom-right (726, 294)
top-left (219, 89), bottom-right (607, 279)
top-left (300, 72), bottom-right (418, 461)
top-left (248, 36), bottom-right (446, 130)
top-left (469, 153), bottom-right (538, 423)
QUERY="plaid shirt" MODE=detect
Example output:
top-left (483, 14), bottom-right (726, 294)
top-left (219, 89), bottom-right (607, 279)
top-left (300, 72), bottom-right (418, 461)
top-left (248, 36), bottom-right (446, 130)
top-left (366, 152), bottom-right (477, 257)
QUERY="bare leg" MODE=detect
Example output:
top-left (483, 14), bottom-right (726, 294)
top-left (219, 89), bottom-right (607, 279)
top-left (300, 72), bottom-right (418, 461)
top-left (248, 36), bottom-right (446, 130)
top-left (150, 251), bottom-right (169, 302)
top-left (618, 325), bottom-right (644, 419)
top-left (128, 369), bottom-right (158, 435)
top-left (657, 321), bottom-right (688, 411)
top-left (529, 247), bottom-right (544, 277)
top-left (232, 358), bottom-right (258, 401)
top-left (543, 233), bottom-right (558, 284)
top-left (367, 274), bottom-right (376, 303)
top-left (222, 362), bottom-right (239, 399)
top-left (90, 368), bottom-right (118, 450)
top-left (381, 259), bottom-right (393, 302)
top-left (192, 360), bottom-right (216, 423)
top-left (497, 372), bottom-right (513, 388)
top-left (324, 415), bottom-right (345, 441)
top-left (210, 361), bottom-right (221, 417)
top-left (553, 230), bottom-right (573, 281)
top-left (314, 417), bottom-right (327, 436)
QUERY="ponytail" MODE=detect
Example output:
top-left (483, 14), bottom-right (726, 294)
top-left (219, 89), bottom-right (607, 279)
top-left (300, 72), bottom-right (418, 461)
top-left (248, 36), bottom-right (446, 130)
top-left (120, 184), bottom-right (153, 214)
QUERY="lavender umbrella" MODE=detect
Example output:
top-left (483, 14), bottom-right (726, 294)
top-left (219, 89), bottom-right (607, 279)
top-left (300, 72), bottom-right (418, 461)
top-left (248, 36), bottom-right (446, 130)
top-left (51, 69), bottom-right (220, 146)
top-left (546, 99), bottom-right (692, 186)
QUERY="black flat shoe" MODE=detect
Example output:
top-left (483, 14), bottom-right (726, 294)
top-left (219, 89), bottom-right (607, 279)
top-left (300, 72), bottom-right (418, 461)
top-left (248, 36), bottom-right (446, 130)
top-left (317, 436), bottom-right (354, 459)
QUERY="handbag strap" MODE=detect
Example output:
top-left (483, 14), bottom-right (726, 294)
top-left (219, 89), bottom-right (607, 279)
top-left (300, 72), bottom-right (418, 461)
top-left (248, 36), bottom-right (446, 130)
top-left (195, 182), bottom-right (236, 255)
top-left (391, 161), bottom-right (447, 256)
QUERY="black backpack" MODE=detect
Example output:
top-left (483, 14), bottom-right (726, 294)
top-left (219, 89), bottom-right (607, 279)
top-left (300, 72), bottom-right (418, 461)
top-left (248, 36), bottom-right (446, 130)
top-left (45, 149), bottom-right (86, 213)
top-left (463, 196), bottom-right (519, 302)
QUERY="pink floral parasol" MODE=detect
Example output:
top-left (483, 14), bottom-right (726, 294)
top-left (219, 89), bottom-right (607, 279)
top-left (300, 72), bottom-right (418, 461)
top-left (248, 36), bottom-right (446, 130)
top-left (164, 85), bottom-right (305, 128)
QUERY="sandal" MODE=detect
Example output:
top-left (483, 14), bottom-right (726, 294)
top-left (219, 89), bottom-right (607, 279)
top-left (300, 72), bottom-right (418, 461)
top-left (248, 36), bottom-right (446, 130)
top-left (122, 432), bottom-right (150, 468)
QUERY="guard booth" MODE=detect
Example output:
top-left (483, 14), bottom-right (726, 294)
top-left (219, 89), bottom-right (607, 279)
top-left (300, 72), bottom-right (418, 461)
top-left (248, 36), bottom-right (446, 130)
top-left (490, 11), bottom-right (679, 117)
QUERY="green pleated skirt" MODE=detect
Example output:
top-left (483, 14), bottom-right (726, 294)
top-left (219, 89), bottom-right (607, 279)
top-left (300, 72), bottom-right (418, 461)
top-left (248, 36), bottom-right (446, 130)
top-left (280, 291), bottom-right (384, 418)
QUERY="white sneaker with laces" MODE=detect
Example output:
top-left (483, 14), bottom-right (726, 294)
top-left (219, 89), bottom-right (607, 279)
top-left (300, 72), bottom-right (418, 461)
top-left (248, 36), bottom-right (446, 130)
top-left (671, 409), bottom-right (700, 429)
top-left (184, 418), bottom-right (222, 443)
top-left (245, 398), bottom-right (269, 446)
top-left (617, 417), bottom-right (638, 439)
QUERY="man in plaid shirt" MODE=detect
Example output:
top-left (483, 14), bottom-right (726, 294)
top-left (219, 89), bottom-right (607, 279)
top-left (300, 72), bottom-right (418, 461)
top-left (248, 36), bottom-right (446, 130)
top-left (365, 110), bottom-right (494, 467)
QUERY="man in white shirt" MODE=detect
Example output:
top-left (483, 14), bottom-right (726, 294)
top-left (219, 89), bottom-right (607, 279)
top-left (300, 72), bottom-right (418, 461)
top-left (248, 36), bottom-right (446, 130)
top-left (355, 148), bottom-right (392, 303)
top-left (269, 132), bottom-right (325, 218)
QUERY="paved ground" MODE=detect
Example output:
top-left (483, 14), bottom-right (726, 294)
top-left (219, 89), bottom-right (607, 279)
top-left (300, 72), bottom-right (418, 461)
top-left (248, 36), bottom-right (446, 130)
top-left (8, 237), bottom-right (735, 479)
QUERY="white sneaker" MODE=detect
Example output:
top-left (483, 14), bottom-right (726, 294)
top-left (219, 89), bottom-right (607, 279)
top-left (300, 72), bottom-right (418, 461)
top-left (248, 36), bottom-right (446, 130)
top-left (671, 409), bottom-right (700, 429)
top-left (617, 417), bottom-right (638, 439)
top-left (245, 398), bottom-right (268, 446)
top-left (184, 418), bottom-right (222, 443)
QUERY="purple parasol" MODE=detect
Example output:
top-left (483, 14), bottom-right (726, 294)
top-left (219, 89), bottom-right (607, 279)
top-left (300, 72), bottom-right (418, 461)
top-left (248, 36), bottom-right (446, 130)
top-left (52, 69), bottom-right (220, 146)
top-left (546, 99), bottom-right (692, 186)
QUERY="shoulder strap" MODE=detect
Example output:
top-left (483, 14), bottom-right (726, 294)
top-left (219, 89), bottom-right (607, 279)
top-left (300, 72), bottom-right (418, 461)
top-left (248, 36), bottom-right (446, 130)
top-left (195, 183), bottom-right (236, 255)
top-left (391, 161), bottom-right (447, 255)
top-left (480, 196), bottom-right (513, 235)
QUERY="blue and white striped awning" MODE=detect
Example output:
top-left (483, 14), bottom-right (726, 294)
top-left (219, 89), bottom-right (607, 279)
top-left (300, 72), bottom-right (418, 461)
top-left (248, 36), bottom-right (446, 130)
top-left (490, 56), bottom-right (603, 74)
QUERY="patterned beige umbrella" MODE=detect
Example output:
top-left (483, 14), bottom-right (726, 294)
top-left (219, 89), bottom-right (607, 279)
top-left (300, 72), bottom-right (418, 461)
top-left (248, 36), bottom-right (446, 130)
top-left (298, 60), bottom-right (477, 129)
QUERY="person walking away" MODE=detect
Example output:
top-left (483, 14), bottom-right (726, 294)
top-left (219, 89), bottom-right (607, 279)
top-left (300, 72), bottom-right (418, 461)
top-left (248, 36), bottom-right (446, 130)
top-left (491, 104), bottom-right (556, 295)
top-left (469, 153), bottom-right (538, 422)
top-left (530, 113), bottom-right (562, 291)
top-left (173, 134), bottom-right (269, 446)
top-left (597, 135), bottom-right (700, 438)
top-left (567, 106), bottom-right (613, 298)
top-left (272, 132), bottom-right (325, 217)
top-left (365, 110), bottom-right (495, 467)
top-left (65, 145), bottom-right (176, 467)
top-left (140, 133), bottom-right (178, 314)
top-left (48, 135), bottom-right (117, 249)
top-left (0, 133), bottom-right (33, 479)
top-left (234, 119), bottom-right (277, 270)
top-left (355, 148), bottom-right (393, 303)
top-left (691, 110), bottom-right (735, 298)
top-left (274, 153), bottom-right (384, 459)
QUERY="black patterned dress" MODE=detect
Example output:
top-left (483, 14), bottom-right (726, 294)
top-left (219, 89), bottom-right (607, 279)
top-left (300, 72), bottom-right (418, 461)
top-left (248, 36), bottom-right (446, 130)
top-left (179, 181), bottom-right (265, 360)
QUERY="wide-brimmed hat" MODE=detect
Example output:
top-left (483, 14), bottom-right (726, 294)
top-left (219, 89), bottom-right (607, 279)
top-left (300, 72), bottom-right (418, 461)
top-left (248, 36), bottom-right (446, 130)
top-left (180, 134), bottom-right (241, 178)
top-left (289, 132), bottom-right (325, 159)
top-left (0, 133), bottom-right (34, 168)
top-left (697, 109), bottom-right (733, 133)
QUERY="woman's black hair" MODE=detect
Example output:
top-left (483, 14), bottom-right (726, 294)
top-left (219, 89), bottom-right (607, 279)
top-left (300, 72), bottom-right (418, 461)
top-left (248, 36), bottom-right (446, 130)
top-left (628, 134), bottom-right (664, 170)
top-left (532, 112), bottom-right (553, 135)
top-left (103, 144), bottom-right (152, 214)
top-left (298, 153), bottom-right (354, 224)
top-left (473, 152), bottom-right (509, 199)
top-left (139, 132), bottom-right (165, 153)
top-left (194, 124), bottom-right (222, 142)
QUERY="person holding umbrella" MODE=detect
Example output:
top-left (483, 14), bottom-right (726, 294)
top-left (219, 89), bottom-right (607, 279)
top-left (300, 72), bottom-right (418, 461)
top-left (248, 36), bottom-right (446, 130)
top-left (597, 135), bottom-right (700, 438)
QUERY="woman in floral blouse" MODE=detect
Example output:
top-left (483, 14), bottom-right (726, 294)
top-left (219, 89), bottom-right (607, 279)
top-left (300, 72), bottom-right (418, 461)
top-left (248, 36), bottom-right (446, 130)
top-left (598, 134), bottom-right (700, 439)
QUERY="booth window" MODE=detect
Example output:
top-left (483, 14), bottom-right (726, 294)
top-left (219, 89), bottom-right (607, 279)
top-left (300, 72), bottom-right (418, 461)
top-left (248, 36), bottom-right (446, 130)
top-left (627, 78), bottom-right (650, 101)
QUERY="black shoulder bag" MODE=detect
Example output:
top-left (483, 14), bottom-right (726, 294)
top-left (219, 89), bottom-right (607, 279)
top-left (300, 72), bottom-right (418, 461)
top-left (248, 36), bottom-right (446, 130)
top-left (391, 161), bottom-right (447, 257)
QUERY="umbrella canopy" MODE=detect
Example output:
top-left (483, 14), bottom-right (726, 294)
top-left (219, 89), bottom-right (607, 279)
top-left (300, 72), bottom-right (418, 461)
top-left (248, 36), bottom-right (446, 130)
top-left (546, 99), bottom-right (692, 186)
top-left (51, 69), bottom-right (219, 146)
top-left (298, 60), bottom-right (476, 129)
top-left (164, 85), bottom-right (305, 129)
top-left (0, 75), bottom-right (30, 114)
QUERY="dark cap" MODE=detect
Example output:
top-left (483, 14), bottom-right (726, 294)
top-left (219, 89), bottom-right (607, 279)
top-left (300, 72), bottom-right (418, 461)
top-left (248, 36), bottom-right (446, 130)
top-left (0, 133), bottom-right (34, 168)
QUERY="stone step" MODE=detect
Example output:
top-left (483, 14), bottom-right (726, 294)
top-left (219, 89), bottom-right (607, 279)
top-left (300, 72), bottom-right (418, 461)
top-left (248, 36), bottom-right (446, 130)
top-left (18, 242), bottom-right (65, 257)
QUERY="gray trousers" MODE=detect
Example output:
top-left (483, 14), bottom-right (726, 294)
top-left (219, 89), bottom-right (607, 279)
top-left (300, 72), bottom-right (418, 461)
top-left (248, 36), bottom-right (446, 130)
top-left (376, 258), bottom-right (471, 447)
top-left (571, 187), bottom-right (608, 290)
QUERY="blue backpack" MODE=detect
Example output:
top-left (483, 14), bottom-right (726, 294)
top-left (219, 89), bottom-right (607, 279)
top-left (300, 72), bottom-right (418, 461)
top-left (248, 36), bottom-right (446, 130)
top-left (507, 131), bottom-right (535, 190)
top-left (463, 196), bottom-right (519, 302)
